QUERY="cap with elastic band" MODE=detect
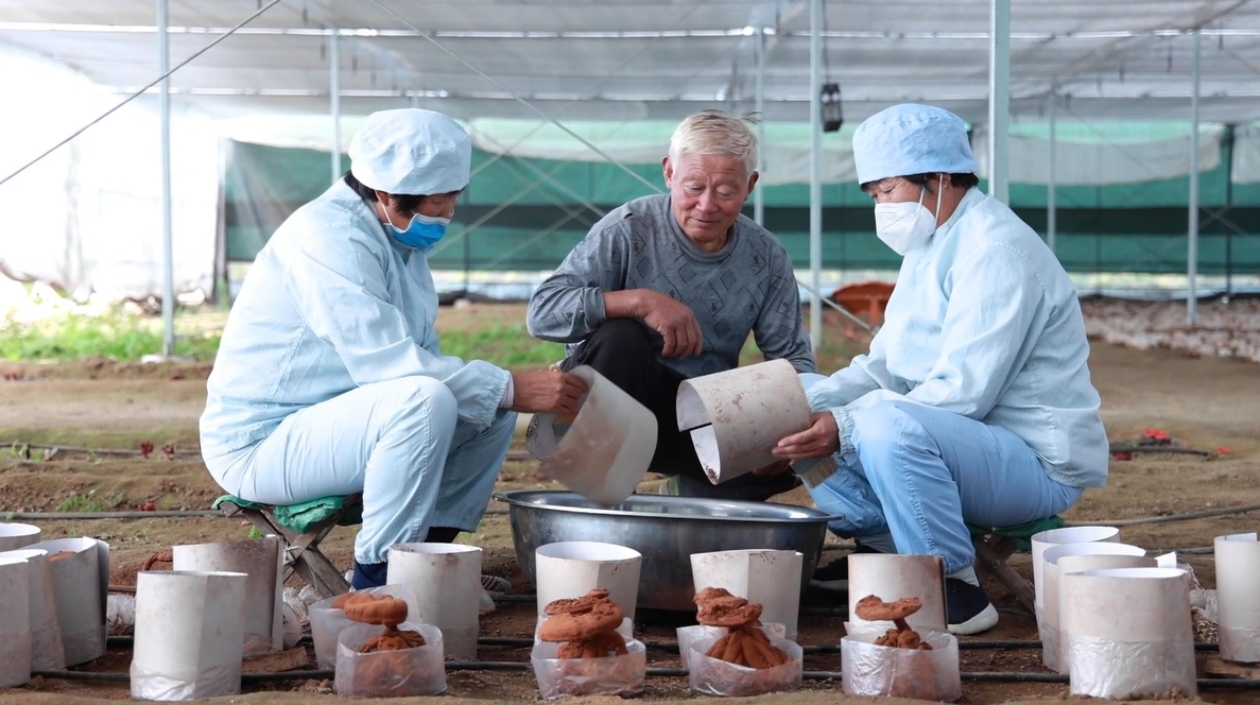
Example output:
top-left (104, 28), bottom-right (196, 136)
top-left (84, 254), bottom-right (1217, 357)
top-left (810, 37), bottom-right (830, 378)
top-left (348, 108), bottom-right (472, 195)
top-left (852, 103), bottom-right (978, 186)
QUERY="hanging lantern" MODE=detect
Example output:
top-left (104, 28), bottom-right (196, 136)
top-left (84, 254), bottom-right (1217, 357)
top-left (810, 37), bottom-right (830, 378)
top-left (821, 82), bottom-right (843, 133)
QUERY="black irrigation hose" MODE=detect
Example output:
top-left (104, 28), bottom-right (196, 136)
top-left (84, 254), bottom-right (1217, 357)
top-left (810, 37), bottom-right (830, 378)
top-left (104, 634), bottom-right (1222, 655)
top-left (4, 508), bottom-right (509, 520)
top-left (31, 667), bottom-right (1260, 690)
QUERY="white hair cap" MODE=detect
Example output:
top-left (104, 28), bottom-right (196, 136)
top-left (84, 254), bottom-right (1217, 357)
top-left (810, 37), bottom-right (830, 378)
top-left (348, 108), bottom-right (471, 195)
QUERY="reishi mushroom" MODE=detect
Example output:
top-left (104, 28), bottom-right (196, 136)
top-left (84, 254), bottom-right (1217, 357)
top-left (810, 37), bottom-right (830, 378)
top-left (854, 595), bottom-right (933, 651)
top-left (538, 588), bottom-right (629, 659)
top-left (694, 587), bottom-right (789, 669)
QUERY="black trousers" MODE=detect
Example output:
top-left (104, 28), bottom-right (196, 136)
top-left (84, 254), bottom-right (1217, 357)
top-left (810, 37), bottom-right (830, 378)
top-left (563, 319), bottom-right (797, 495)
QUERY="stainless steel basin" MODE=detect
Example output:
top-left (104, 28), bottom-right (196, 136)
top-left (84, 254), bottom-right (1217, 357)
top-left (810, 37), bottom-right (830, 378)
top-left (494, 490), bottom-right (840, 612)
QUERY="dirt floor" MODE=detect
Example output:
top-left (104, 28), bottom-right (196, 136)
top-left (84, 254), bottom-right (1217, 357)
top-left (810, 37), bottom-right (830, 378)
top-left (1, 303), bottom-right (1259, 704)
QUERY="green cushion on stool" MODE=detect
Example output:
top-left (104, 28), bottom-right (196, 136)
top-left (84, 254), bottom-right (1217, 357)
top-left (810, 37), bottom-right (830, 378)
top-left (966, 515), bottom-right (1065, 553)
top-left (212, 494), bottom-right (364, 534)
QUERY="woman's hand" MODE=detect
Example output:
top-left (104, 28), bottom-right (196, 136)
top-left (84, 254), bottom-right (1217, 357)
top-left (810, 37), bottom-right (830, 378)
top-left (771, 412), bottom-right (840, 460)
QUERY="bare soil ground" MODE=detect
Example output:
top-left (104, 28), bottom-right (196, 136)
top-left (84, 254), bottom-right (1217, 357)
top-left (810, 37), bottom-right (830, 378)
top-left (1, 303), bottom-right (1258, 704)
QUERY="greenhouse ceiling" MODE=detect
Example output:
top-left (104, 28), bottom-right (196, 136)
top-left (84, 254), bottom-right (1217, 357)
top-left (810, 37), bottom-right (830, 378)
top-left (1, 0), bottom-right (1259, 123)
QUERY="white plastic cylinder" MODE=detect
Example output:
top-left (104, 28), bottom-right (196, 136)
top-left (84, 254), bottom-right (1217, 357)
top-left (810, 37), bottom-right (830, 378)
top-left (0, 548), bottom-right (65, 671)
top-left (1062, 567), bottom-right (1196, 699)
top-left (690, 549), bottom-right (803, 640)
top-left (131, 570), bottom-right (248, 701)
top-left (387, 543), bottom-right (481, 660)
top-left (847, 553), bottom-right (946, 633)
top-left (27, 537), bottom-right (110, 666)
top-left (1030, 525), bottom-right (1120, 608)
top-left (1042, 542), bottom-right (1152, 673)
top-left (0, 557), bottom-right (32, 687)
top-left (525, 365), bottom-right (657, 505)
top-left (0, 522), bottom-right (40, 551)
top-left (675, 359), bottom-right (812, 484)
top-left (535, 541), bottom-right (642, 622)
top-left (172, 537), bottom-right (284, 655)
top-left (1215, 532), bottom-right (1260, 663)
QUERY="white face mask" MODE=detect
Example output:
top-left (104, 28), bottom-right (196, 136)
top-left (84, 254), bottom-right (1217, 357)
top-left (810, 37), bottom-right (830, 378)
top-left (873, 175), bottom-right (944, 255)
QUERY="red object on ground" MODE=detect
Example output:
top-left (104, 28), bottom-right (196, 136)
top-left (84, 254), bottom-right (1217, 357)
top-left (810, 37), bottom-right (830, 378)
top-left (1110, 450), bottom-right (1133, 461)
top-left (1216, 446), bottom-right (1233, 456)
top-left (139, 440), bottom-right (155, 458)
top-left (831, 281), bottom-right (895, 328)
top-left (1142, 428), bottom-right (1170, 442)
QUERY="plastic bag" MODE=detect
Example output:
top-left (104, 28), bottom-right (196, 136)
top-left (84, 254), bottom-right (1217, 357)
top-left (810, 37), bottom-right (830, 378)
top-left (1068, 633), bottom-right (1196, 699)
top-left (841, 626), bottom-right (961, 702)
top-left (130, 659), bottom-right (241, 701)
top-left (530, 637), bottom-right (646, 700)
top-left (334, 622), bottom-right (446, 698)
top-left (686, 628), bottom-right (803, 696)
top-left (676, 623), bottom-right (787, 672)
top-left (310, 584), bottom-right (420, 670)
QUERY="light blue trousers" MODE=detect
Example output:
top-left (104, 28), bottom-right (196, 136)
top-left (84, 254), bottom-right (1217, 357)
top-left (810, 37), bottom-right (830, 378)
top-left (208, 377), bottom-right (516, 564)
top-left (801, 380), bottom-right (1082, 574)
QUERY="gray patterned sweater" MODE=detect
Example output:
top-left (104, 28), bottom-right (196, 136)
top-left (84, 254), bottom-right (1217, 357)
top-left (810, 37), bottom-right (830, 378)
top-left (526, 194), bottom-right (816, 378)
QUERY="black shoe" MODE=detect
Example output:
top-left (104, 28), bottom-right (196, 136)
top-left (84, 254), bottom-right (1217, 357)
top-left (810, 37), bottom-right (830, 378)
top-left (808, 544), bottom-right (882, 591)
top-left (945, 578), bottom-right (999, 635)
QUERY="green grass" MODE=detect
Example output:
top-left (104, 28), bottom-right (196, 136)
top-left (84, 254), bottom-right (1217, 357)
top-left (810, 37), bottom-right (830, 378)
top-left (0, 311), bottom-right (219, 362)
top-left (55, 486), bottom-right (123, 513)
top-left (0, 307), bottom-right (863, 372)
top-left (437, 325), bottom-right (565, 367)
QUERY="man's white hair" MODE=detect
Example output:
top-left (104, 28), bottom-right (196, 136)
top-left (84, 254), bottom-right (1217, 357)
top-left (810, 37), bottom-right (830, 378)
top-left (668, 110), bottom-right (760, 176)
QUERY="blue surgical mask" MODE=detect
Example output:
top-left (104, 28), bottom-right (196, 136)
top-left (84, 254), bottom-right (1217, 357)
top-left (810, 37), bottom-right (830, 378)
top-left (385, 211), bottom-right (450, 249)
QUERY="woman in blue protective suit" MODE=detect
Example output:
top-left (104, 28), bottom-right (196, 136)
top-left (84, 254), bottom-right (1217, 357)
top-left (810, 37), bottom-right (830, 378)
top-left (200, 109), bottom-right (586, 590)
top-left (770, 104), bottom-right (1109, 635)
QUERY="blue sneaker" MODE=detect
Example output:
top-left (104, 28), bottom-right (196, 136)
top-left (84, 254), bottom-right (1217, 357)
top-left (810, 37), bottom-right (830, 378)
top-left (946, 578), bottom-right (999, 635)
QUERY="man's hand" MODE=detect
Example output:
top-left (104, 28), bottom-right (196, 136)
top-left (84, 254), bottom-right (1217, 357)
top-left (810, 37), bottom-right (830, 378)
top-left (771, 412), bottom-right (840, 460)
top-left (604, 289), bottom-right (703, 358)
top-left (510, 370), bottom-right (588, 416)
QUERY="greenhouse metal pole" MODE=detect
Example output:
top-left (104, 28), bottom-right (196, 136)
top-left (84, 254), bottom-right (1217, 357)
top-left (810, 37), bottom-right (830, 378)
top-left (1047, 93), bottom-right (1057, 255)
top-left (988, 0), bottom-right (1010, 204)
top-left (1188, 29), bottom-right (1201, 326)
top-left (330, 30), bottom-right (342, 184)
top-left (808, 0), bottom-right (823, 351)
top-left (754, 30), bottom-right (765, 226)
top-left (157, 0), bottom-right (175, 357)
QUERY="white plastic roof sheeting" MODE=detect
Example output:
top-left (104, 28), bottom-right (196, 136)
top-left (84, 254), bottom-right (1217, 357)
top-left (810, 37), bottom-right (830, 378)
top-left (0, 0), bottom-right (1259, 123)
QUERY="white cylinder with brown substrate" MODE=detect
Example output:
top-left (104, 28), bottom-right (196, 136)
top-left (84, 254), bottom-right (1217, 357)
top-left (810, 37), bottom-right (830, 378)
top-left (0, 548), bottom-right (66, 671)
top-left (171, 537), bottom-right (284, 655)
top-left (536, 541), bottom-right (642, 622)
top-left (675, 359), bottom-right (812, 485)
top-left (0, 556), bottom-right (32, 688)
top-left (26, 536), bottom-right (110, 666)
top-left (1215, 532), bottom-right (1260, 663)
top-left (690, 549), bottom-right (803, 640)
top-left (387, 543), bottom-right (482, 660)
top-left (526, 365), bottom-right (657, 505)
top-left (0, 522), bottom-right (41, 551)
top-left (1062, 567), bottom-right (1196, 699)
top-left (847, 554), bottom-right (946, 633)
top-left (1041, 542), bottom-right (1151, 673)
top-left (130, 570), bottom-right (248, 701)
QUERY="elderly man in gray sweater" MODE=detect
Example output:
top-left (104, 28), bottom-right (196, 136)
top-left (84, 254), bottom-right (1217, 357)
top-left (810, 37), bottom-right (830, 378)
top-left (526, 110), bottom-right (817, 501)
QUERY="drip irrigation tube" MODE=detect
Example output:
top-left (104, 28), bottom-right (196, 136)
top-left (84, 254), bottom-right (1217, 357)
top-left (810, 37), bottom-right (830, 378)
top-left (101, 634), bottom-right (1222, 655)
top-left (4, 508), bottom-right (508, 520)
top-left (31, 667), bottom-right (1259, 690)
